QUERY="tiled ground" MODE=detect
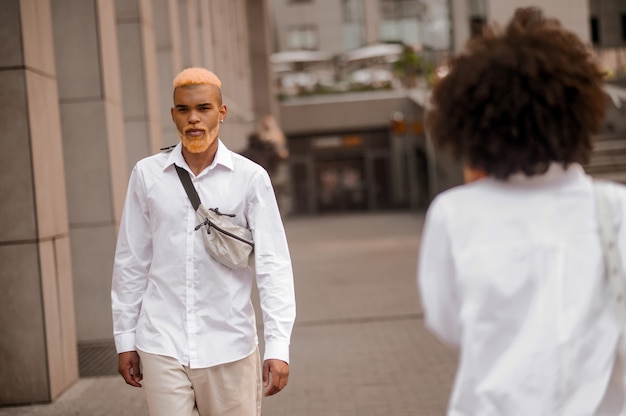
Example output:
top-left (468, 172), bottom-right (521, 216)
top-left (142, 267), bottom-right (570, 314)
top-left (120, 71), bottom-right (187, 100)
top-left (0, 212), bottom-right (458, 416)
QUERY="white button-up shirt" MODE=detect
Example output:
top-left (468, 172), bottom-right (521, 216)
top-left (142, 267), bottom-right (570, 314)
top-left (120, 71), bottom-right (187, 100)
top-left (112, 141), bottom-right (296, 368)
top-left (418, 164), bottom-right (626, 415)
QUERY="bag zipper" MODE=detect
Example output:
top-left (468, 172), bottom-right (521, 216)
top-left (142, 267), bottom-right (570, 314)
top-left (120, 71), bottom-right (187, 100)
top-left (195, 218), bottom-right (254, 247)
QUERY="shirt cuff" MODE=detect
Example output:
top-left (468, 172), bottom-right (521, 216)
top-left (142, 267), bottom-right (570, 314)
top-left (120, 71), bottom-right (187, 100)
top-left (263, 340), bottom-right (290, 364)
top-left (114, 332), bottom-right (137, 354)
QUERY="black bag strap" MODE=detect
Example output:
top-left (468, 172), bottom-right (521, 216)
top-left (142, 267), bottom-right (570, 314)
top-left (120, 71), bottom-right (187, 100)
top-left (175, 165), bottom-right (201, 211)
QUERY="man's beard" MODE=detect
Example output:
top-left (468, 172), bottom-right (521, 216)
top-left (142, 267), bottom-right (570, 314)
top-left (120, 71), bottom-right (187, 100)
top-left (179, 128), bottom-right (211, 153)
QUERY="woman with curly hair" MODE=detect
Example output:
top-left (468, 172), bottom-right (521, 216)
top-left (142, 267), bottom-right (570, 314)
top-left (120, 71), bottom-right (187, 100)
top-left (417, 7), bottom-right (626, 415)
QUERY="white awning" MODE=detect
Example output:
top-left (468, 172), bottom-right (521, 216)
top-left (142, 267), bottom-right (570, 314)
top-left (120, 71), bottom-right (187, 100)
top-left (342, 43), bottom-right (404, 62)
top-left (270, 50), bottom-right (333, 65)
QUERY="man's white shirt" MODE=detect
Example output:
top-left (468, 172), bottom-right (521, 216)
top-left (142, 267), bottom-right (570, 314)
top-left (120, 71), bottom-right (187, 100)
top-left (112, 140), bottom-right (295, 368)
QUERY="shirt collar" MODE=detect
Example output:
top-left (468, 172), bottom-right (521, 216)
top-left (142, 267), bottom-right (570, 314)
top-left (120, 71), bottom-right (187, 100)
top-left (505, 162), bottom-right (584, 184)
top-left (164, 139), bottom-right (233, 173)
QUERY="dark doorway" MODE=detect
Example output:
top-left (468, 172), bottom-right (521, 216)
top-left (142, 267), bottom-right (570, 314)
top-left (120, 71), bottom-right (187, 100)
top-left (316, 158), bottom-right (367, 212)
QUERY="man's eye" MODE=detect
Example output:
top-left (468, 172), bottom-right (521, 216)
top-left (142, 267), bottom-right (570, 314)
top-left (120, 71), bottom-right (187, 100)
top-left (199, 107), bottom-right (210, 111)
top-left (177, 108), bottom-right (188, 112)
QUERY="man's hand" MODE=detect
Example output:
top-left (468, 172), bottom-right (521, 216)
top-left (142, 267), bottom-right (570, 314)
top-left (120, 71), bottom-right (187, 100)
top-left (263, 359), bottom-right (289, 396)
top-left (118, 351), bottom-right (143, 387)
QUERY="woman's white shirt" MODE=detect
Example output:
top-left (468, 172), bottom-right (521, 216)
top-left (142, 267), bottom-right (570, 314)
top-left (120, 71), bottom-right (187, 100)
top-left (418, 164), bottom-right (626, 415)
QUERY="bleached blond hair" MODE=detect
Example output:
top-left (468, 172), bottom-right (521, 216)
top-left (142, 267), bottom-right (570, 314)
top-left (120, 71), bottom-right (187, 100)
top-left (172, 67), bottom-right (222, 89)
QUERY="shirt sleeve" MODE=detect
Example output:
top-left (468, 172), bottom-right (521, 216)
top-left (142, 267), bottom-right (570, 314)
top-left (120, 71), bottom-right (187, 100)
top-left (111, 165), bottom-right (152, 353)
top-left (246, 170), bottom-right (296, 364)
top-left (417, 196), bottom-right (462, 347)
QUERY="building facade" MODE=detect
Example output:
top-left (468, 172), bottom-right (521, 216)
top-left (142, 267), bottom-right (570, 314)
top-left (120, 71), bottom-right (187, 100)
top-left (270, 0), bottom-right (622, 215)
top-left (0, 0), bottom-right (277, 405)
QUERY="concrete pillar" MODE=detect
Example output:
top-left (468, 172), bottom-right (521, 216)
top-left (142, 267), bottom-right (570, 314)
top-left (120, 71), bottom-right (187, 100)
top-left (116, 0), bottom-right (164, 170)
top-left (178, 0), bottom-right (202, 69)
top-left (199, 0), bottom-right (256, 151)
top-left (246, 0), bottom-right (280, 120)
top-left (0, 0), bottom-right (78, 404)
top-left (50, 0), bottom-right (127, 344)
top-left (153, 0), bottom-right (183, 144)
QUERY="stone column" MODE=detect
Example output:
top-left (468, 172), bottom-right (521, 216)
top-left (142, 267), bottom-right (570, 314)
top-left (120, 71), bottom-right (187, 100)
top-left (206, 0), bottom-right (256, 152)
top-left (246, 0), bottom-right (280, 120)
top-left (50, 0), bottom-right (127, 346)
top-left (116, 0), bottom-right (164, 170)
top-left (153, 0), bottom-right (183, 144)
top-left (0, 0), bottom-right (78, 405)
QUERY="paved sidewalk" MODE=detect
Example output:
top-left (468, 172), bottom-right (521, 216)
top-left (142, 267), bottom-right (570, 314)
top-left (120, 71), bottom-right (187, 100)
top-left (0, 212), bottom-right (458, 416)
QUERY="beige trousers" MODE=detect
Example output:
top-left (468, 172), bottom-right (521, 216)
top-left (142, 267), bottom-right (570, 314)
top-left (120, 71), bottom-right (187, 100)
top-left (137, 348), bottom-right (262, 416)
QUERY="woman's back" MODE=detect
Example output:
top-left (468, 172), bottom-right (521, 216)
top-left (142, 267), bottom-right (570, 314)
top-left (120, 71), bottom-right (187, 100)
top-left (418, 164), bottom-right (626, 415)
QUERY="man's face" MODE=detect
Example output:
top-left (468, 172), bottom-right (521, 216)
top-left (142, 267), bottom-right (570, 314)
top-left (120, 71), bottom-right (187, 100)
top-left (171, 84), bottom-right (227, 154)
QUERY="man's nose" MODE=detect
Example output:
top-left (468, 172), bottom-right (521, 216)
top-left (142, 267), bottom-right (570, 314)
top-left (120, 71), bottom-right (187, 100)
top-left (188, 110), bottom-right (200, 123)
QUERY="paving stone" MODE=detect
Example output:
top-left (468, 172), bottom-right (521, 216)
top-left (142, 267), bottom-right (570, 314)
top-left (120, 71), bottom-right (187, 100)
top-left (0, 212), bottom-right (458, 416)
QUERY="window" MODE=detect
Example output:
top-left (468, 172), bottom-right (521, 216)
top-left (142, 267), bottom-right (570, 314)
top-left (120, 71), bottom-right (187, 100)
top-left (287, 25), bottom-right (319, 50)
top-left (622, 14), bottom-right (626, 42)
top-left (470, 16), bottom-right (486, 38)
top-left (378, 0), bottom-right (450, 49)
top-left (590, 16), bottom-right (600, 45)
top-left (342, 0), bottom-right (366, 49)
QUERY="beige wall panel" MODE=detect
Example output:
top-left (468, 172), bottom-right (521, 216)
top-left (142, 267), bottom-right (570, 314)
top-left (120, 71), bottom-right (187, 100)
top-left (70, 225), bottom-right (117, 341)
top-left (53, 236), bottom-right (79, 395)
top-left (98, 0), bottom-right (128, 219)
top-left (117, 22), bottom-right (148, 118)
top-left (117, 0), bottom-right (163, 165)
top-left (50, 0), bottom-right (103, 100)
top-left (168, 0), bottom-right (183, 73)
top-left (139, 0), bottom-right (164, 153)
top-left (114, 0), bottom-right (139, 18)
top-left (60, 101), bottom-right (115, 225)
top-left (0, 244), bottom-right (49, 404)
top-left (98, 0), bottom-right (124, 108)
top-left (178, 0), bottom-right (200, 68)
top-left (124, 121), bottom-right (152, 168)
top-left (104, 98), bottom-right (129, 221)
top-left (153, 0), bottom-right (172, 47)
top-left (20, 0), bottom-right (56, 75)
top-left (55, 236), bottom-right (79, 380)
top-left (25, 70), bottom-right (70, 240)
top-left (39, 238), bottom-right (78, 399)
top-left (199, 0), bottom-right (216, 71)
top-left (154, 0), bottom-right (181, 145)
top-left (186, 0), bottom-right (201, 68)
top-left (157, 50), bottom-right (176, 126)
top-left (0, 0), bottom-right (23, 67)
top-left (209, 0), bottom-right (228, 78)
top-left (0, 70), bottom-right (37, 243)
top-left (39, 240), bottom-right (63, 398)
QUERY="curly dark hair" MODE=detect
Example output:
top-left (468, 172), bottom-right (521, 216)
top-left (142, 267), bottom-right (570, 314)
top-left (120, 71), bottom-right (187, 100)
top-left (426, 7), bottom-right (607, 179)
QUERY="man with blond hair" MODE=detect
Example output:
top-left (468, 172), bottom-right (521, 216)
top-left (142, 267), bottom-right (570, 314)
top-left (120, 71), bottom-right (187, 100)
top-left (111, 67), bottom-right (296, 416)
